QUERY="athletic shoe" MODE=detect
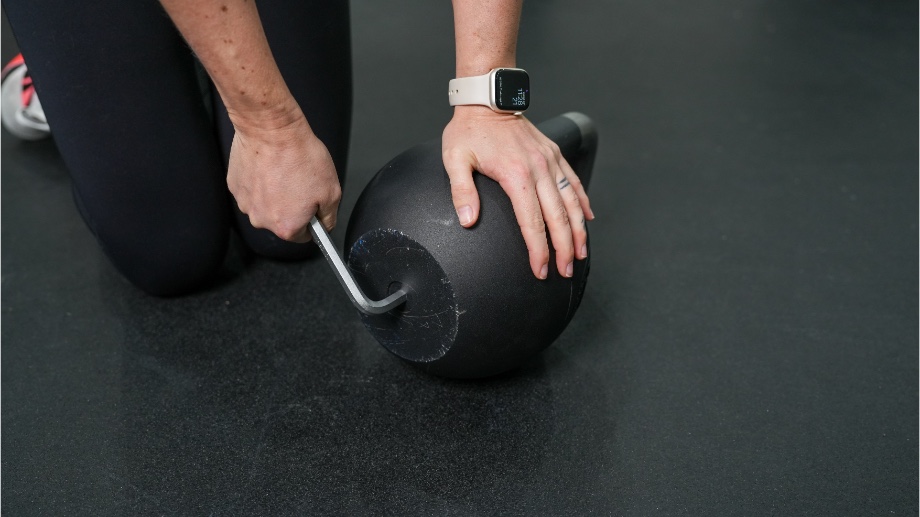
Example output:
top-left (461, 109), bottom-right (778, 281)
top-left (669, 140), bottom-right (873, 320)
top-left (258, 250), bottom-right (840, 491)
top-left (1, 53), bottom-right (51, 140)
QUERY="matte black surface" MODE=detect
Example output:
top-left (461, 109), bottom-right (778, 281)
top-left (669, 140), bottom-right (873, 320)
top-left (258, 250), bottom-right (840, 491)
top-left (2, 1), bottom-right (917, 514)
top-left (345, 115), bottom-right (592, 379)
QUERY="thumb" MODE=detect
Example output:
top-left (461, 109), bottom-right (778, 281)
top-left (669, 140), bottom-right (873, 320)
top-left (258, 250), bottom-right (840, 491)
top-left (443, 149), bottom-right (481, 228)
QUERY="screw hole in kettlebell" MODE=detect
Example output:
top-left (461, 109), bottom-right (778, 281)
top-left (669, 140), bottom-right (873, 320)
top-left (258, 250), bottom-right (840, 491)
top-left (387, 281), bottom-right (409, 314)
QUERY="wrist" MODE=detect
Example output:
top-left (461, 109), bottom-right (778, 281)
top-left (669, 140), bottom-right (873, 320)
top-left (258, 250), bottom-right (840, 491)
top-left (227, 96), bottom-right (307, 134)
top-left (455, 59), bottom-right (515, 78)
top-left (231, 108), bottom-right (315, 148)
top-left (451, 105), bottom-right (520, 120)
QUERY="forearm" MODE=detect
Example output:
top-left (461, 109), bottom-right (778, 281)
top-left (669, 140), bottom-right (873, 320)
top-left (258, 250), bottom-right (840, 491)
top-left (451, 0), bottom-right (522, 77)
top-left (158, 0), bottom-right (301, 130)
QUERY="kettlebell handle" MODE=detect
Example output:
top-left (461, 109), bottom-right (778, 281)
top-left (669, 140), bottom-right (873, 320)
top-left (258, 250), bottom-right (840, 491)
top-left (309, 216), bottom-right (408, 315)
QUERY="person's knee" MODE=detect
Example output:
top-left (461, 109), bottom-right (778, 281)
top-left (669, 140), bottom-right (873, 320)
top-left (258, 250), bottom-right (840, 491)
top-left (102, 228), bottom-right (230, 297)
top-left (71, 184), bottom-right (231, 296)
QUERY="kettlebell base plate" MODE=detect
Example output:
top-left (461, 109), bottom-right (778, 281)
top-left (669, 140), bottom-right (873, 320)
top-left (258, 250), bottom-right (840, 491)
top-left (347, 228), bottom-right (458, 363)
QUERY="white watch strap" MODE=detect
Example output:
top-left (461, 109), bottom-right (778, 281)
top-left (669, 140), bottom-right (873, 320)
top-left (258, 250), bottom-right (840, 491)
top-left (448, 72), bottom-right (491, 107)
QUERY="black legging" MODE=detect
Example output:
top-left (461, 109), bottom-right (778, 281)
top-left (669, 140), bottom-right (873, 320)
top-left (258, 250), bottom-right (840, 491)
top-left (3, 0), bottom-right (352, 296)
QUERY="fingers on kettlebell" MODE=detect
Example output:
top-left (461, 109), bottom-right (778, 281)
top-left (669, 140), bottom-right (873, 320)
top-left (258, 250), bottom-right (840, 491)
top-left (558, 161), bottom-right (589, 261)
top-left (443, 150), bottom-right (481, 227)
top-left (504, 176), bottom-right (551, 280)
top-left (567, 163), bottom-right (594, 221)
top-left (537, 174), bottom-right (576, 278)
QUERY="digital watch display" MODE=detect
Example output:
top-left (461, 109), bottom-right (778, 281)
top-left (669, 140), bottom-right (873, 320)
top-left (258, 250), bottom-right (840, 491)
top-left (448, 68), bottom-right (530, 114)
top-left (493, 68), bottom-right (530, 112)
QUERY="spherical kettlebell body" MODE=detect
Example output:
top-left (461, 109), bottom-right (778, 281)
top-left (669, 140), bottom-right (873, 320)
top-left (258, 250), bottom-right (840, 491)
top-left (345, 114), bottom-right (595, 378)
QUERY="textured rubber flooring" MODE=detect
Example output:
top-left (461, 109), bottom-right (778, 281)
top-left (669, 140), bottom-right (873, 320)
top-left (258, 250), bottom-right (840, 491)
top-left (2, 1), bottom-right (917, 514)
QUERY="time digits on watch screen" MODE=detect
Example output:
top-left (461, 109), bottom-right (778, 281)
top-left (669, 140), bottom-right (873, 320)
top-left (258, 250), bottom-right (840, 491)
top-left (494, 69), bottom-right (530, 111)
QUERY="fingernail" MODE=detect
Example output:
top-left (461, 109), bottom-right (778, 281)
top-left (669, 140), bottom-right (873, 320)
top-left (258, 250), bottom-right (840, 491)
top-left (565, 262), bottom-right (574, 278)
top-left (580, 244), bottom-right (588, 259)
top-left (458, 205), bottom-right (473, 226)
top-left (539, 264), bottom-right (548, 280)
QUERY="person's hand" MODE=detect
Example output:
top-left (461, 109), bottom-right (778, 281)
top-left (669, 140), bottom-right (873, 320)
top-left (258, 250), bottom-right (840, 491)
top-left (226, 113), bottom-right (341, 243)
top-left (442, 106), bottom-right (595, 279)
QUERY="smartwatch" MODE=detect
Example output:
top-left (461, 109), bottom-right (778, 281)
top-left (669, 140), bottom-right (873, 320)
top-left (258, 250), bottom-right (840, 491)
top-left (448, 68), bottom-right (530, 114)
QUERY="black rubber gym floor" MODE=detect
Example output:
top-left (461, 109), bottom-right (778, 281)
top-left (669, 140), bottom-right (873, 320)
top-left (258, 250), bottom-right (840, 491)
top-left (2, 1), bottom-right (917, 514)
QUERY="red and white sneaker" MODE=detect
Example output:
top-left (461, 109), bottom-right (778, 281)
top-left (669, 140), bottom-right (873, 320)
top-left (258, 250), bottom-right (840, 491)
top-left (1, 54), bottom-right (50, 140)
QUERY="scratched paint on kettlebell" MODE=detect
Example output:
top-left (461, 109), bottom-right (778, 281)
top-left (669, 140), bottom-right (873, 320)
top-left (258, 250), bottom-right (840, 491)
top-left (347, 228), bottom-right (458, 362)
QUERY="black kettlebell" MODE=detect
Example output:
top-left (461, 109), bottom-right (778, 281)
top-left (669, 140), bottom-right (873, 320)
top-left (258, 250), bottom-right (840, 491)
top-left (310, 112), bottom-right (597, 378)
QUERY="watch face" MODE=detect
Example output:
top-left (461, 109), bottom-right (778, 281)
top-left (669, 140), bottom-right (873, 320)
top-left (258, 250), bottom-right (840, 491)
top-left (494, 69), bottom-right (530, 111)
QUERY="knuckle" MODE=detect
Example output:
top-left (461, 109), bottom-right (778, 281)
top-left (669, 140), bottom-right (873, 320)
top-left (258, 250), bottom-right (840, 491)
top-left (506, 159), bottom-right (531, 178)
top-left (271, 214), bottom-right (297, 240)
top-left (568, 186), bottom-right (581, 206)
top-left (568, 191), bottom-right (583, 209)
top-left (525, 235), bottom-right (549, 255)
top-left (450, 180), bottom-right (475, 193)
top-left (565, 187), bottom-right (584, 208)
top-left (569, 209), bottom-right (586, 227)
top-left (556, 243), bottom-right (575, 259)
top-left (275, 225), bottom-right (296, 241)
top-left (552, 233), bottom-right (575, 255)
top-left (273, 224), bottom-right (294, 241)
top-left (248, 214), bottom-right (265, 230)
top-left (528, 149), bottom-right (550, 168)
top-left (443, 146), bottom-right (462, 159)
top-left (554, 203), bottom-right (570, 226)
top-left (528, 211), bottom-right (546, 232)
top-left (533, 247), bottom-right (550, 265)
top-left (443, 147), bottom-right (467, 165)
top-left (518, 208), bottom-right (542, 233)
top-left (500, 165), bottom-right (530, 187)
top-left (570, 210), bottom-right (587, 232)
